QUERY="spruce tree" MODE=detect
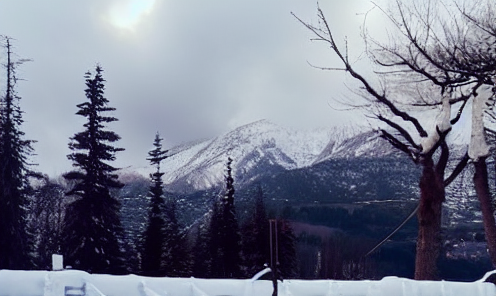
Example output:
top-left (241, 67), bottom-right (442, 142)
top-left (208, 157), bottom-right (242, 278)
top-left (62, 65), bottom-right (125, 274)
top-left (0, 37), bottom-right (35, 269)
top-left (141, 132), bottom-right (168, 276)
top-left (241, 185), bottom-right (270, 276)
top-left (141, 133), bottom-right (189, 276)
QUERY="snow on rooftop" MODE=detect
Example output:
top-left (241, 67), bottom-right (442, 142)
top-left (0, 269), bottom-right (495, 296)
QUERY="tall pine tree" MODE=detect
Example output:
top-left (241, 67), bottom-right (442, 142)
top-left (62, 65), bottom-right (126, 274)
top-left (0, 37), bottom-right (35, 269)
top-left (141, 132), bottom-right (168, 276)
top-left (141, 133), bottom-right (190, 276)
top-left (208, 157), bottom-right (242, 278)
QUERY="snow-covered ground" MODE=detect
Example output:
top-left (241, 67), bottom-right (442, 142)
top-left (1, 269), bottom-right (495, 296)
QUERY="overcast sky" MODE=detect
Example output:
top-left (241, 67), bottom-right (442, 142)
top-left (0, 0), bottom-right (385, 176)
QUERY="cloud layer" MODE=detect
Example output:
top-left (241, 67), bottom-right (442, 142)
top-left (0, 0), bottom-right (381, 175)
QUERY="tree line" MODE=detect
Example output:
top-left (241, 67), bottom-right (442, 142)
top-left (0, 35), bottom-right (296, 277)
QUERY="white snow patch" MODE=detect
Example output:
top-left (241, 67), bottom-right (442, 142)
top-left (0, 269), bottom-right (495, 296)
top-left (469, 86), bottom-right (492, 161)
top-left (159, 120), bottom-right (341, 191)
top-left (421, 96), bottom-right (452, 154)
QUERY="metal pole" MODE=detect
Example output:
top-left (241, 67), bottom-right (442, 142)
top-left (270, 219), bottom-right (278, 296)
top-left (275, 220), bottom-right (279, 266)
top-left (269, 219), bottom-right (273, 270)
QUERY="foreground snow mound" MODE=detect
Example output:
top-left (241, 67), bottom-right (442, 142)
top-left (0, 269), bottom-right (495, 296)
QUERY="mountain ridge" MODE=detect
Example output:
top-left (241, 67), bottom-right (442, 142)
top-left (122, 119), bottom-right (472, 195)
top-left (142, 120), bottom-right (395, 192)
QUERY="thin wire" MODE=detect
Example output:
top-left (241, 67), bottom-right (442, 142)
top-left (365, 203), bottom-right (419, 257)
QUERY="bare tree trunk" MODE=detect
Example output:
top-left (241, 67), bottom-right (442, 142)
top-left (415, 156), bottom-right (445, 280)
top-left (473, 159), bottom-right (496, 267)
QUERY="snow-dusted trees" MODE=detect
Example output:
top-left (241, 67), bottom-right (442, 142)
top-left (192, 218), bottom-right (212, 277)
top-left (29, 177), bottom-right (66, 270)
top-left (141, 133), bottom-right (189, 276)
top-left (295, 0), bottom-right (496, 279)
top-left (241, 185), bottom-right (298, 279)
top-left (0, 36), bottom-right (36, 270)
top-left (141, 133), bottom-right (168, 276)
top-left (162, 188), bottom-right (190, 276)
top-left (62, 66), bottom-right (126, 274)
top-left (208, 157), bottom-right (242, 278)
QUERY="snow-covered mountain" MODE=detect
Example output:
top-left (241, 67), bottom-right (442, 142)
top-left (117, 119), bottom-right (488, 275)
top-left (154, 120), bottom-right (394, 192)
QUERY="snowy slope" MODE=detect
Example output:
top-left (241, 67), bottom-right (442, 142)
top-left (127, 118), bottom-right (471, 193)
top-left (158, 120), bottom-right (370, 192)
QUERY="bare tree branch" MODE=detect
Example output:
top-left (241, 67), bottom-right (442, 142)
top-left (444, 152), bottom-right (470, 187)
top-left (292, 8), bottom-right (429, 138)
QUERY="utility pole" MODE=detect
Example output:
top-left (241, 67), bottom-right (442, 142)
top-left (269, 219), bottom-right (279, 296)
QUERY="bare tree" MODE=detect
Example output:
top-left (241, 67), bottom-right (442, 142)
top-left (377, 0), bottom-right (496, 271)
top-left (293, 0), bottom-right (496, 279)
top-left (449, 0), bottom-right (496, 269)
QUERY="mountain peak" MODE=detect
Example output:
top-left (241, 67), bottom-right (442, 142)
top-left (157, 120), bottom-right (386, 192)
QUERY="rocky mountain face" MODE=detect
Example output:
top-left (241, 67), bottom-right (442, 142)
top-left (157, 119), bottom-right (397, 193)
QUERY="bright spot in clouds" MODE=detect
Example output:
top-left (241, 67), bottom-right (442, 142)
top-left (108, 0), bottom-right (155, 30)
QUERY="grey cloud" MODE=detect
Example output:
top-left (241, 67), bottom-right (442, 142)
top-left (0, 0), bottom-right (378, 175)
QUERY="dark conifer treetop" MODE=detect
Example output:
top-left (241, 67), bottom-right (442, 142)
top-left (224, 157), bottom-right (235, 206)
top-left (141, 132), bottom-right (190, 276)
top-left (66, 66), bottom-right (124, 192)
top-left (208, 156), bottom-right (242, 278)
top-left (146, 132), bottom-right (168, 210)
top-left (62, 65), bottom-right (126, 274)
top-left (141, 132), bottom-right (168, 276)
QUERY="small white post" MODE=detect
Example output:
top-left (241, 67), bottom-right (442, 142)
top-left (52, 254), bottom-right (63, 271)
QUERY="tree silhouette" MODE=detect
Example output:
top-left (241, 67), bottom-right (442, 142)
top-left (141, 132), bottom-right (190, 276)
top-left (0, 36), bottom-right (35, 269)
top-left (62, 65), bottom-right (126, 274)
top-left (208, 157), bottom-right (242, 278)
top-left (141, 133), bottom-right (168, 276)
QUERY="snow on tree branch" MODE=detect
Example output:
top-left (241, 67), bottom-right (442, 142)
top-left (469, 86), bottom-right (492, 161)
top-left (420, 95), bottom-right (451, 154)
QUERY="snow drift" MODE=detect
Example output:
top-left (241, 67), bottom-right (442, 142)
top-left (1, 269), bottom-right (495, 296)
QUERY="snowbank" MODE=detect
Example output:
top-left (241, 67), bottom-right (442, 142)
top-left (0, 269), bottom-right (495, 296)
